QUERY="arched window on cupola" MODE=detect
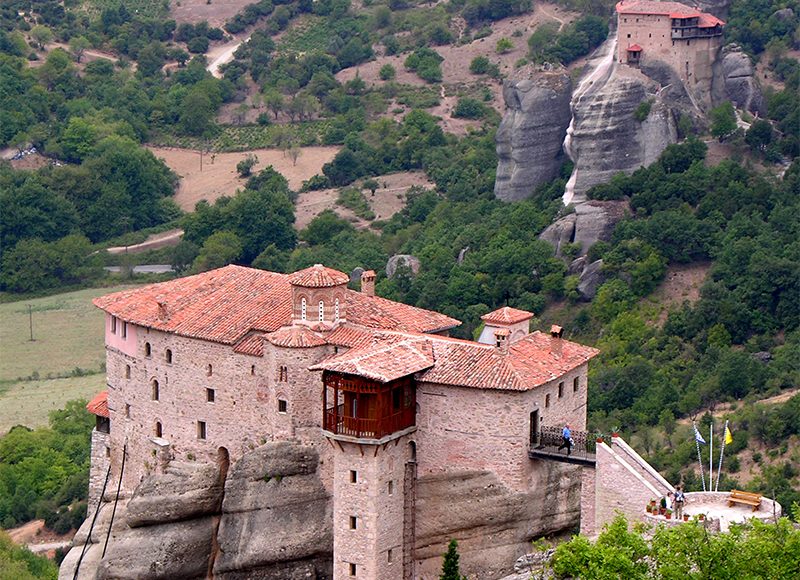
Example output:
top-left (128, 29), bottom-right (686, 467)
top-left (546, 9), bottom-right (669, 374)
top-left (301, 297), bottom-right (307, 320)
top-left (318, 300), bottom-right (324, 322)
top-left (335, 298), bottom-right (340, 321)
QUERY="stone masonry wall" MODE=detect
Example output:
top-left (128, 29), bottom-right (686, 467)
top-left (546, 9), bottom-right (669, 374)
top-left (88, 428), bottom-right (111, 509)
top-left (579, 465), bottom-right (596, 536)
top-left (332, 435), bottom-right (411, 580)
top-left (416, 362), bottom-right (588, 493)
top-left (592, 436), bottom-right (673, 534)
top-left (106, 325), bottom-right (335, 492)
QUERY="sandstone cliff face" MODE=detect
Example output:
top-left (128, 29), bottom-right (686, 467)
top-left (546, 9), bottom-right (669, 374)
top-left (414, 465), bottom-right (582, 580)
top-left (566, 70), bottom-right (677, 203)
top-left (494, 71), bottom-right (573, 202)
top-left (59, 442), bottom-right (332, 580)
top-left (712, 44), bottom-right (765, 116)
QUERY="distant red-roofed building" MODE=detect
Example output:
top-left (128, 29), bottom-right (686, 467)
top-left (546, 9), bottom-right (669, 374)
top-left (616, 0), bottom-right (724, 92)
top-left (87, 264), bottom-right (599, 579)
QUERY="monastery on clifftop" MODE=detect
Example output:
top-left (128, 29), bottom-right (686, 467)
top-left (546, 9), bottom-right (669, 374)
top-left (82, 264), bottom-right (604, 578)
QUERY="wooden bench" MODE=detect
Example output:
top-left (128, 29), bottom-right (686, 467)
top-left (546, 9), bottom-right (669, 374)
top-left (728, 489), bottom-right (762, 511)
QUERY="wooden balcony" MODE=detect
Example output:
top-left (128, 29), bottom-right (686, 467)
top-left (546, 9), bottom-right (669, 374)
top-left (322, 372), bottom-right (416, 441)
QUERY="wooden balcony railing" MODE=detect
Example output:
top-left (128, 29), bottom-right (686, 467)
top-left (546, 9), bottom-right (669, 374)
top-left (324, 405), bottom-right (415, 439)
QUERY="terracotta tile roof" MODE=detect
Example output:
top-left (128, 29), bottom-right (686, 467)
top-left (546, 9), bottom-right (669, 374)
top-left (628, 44), bottom-right (643, 51)
top-left (94, 265), bottom-right (460, 345)
top-left (324, 325), bottom-right (376, 349)
top-left (87, 390), bottom-right (109, 418)
top-left (698, 13), bottom-right (724, 27)
top-left (346, 292), bottom-right (459, 334)
top-left (266, 326), bottom-right (327, 348)
top-left (616, 1), bottom-right (696, 15)
top-left (481, 306), bottom-right (534, 325)
top-left (289, 264), bottom-right (349, 288)
top-left (312, 329), bottom-right (599, 390)
top-left (310, 335), bottom-right (435, 383)
top-left (233, 333), bottom-right (266, 357)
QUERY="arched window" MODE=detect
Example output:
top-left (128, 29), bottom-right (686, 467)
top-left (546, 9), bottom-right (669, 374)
top-left (207, 364), bottom-right (213, 377)
top-left (165, 349), bottom-right (173, 364)
top-left (335, 299), bottom-right (340, 321)
top-left (144, 342), bottom-right (151, 357)
top-left (125, 365), bottom-right (131, 379)
top-left (152, 380), bottom-right (160, 401)
top-left (155, 422), bottom-right (163, 437)
top-left (301, 298), bottom-right (307, 320)
top-left (318, 300), bottom-right (324, 322)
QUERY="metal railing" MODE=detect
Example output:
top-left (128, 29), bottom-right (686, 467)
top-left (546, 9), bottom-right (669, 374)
top-left (532, 426), bottom-right (598, 462)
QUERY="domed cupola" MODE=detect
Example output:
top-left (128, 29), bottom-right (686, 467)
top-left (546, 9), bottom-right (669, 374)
top-left (288, 264), bottom-right (349, 329)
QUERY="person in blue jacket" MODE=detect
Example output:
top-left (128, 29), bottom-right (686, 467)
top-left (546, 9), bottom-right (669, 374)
top-left (558, 424), bottom-right (572, 455)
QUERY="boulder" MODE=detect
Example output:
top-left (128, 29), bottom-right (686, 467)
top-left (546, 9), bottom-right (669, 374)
top-left (772, 8), bottom-right (794, 21)
top-left (539, 213), bottom-right (577, 257)
top-left (386, 254), bottom-right (421, 278)
top-left (539, 202), bottom-right (627, 258)
top-left (577, 259), bottom-right (606, 301)
top-left (495, 70), bottom-right (573, 201)
top-left (126, 463), bottom-right (223, 528)
top-left (350, 267), bottom-right (364, 286)
top-left (712, 44), bottom-right (765, 115)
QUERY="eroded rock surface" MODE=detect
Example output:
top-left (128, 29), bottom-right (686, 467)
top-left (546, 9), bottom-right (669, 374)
top-left (414, 466), bottom-right (582, 580)
top-left (539, 201), bottom-right (628, 258)
top-left (712, 44), bottom-right (765, 115)
top-left (567, 70), bottom-right (677, 201)
top-left (495, 70), bottom-right (573, 201)
top-left (386, 254), bottom-right (421, 278)
top-left (60, 442), bottom-right (332, 580)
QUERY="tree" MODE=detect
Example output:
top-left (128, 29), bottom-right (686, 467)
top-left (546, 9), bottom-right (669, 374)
top-left (363, 178), bottom-right (379, 195)
top-left (440, 539), bottom-right (465, 580)
top-left (745, 119), bottom-right (773, 152)
top-left (237, 154), bottom-right (259, 177)
top-left (180, 89), bottom-right (215, 136)
top-left (30, 26), bottom-right (53, 50)
top-left (710, 101), bottom-right (738, 141)
top-left (171, 240), bottom-right (200, 274)
top-left (69, 36), bottom-right (91, 62)
top-left (263, 90), bottom-right (285, 120)
top-left (288, 146), bottom-right (301, 167)
top-left (192, 231), bottom-right (243, 272)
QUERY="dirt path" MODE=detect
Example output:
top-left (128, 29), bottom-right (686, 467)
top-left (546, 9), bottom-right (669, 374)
top-left (7, 519), bottom-right (74, 554)
top-left (147, 146), bottom-right (339, 211)
top-left (206, 35), bottom-right (249, 78)
top-left (106, 229), bottom-right (184, 255)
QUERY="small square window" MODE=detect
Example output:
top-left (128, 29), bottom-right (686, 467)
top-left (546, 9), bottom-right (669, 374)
top-left (125, 404), bottom-right (131, 418)
top-left (573, 377), bottom-right (580, 392)
top-left (388, 549), bottom-right (393, 563)
top-left (545, 394), bottom-right (551, 408)
top-left (197, 420), bottom-right (207, 440)
top-left (349, 516), bottom-right (357, 530)
top-left (350, 470), bottom-right (358, 483)
top-left (558, 382), bottom-right (564, 398)
top-left (165, 349), bottom-right (173, 364)
top-left (206, 388), bottom-right (215, 403)
top-left (278, 399), bottom-right (288, 413)
top-left (349, 563), bottom-right (356, 576)
top-left (388, 481), bottom-right (394, 495)
top-left (250, 365), bottom-right (255, 375)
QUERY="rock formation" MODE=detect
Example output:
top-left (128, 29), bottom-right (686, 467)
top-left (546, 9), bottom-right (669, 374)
top-left (59, 442), bottom-right (332, 580)
top-left (712, 44), bottom-right (765, 116)
top-left (413, 465), bottom-right (582, 579)
top-left (386, 254), bottom-right (421, 278)
top-left (566, 69), bottom-right (677, 202)
top-left (494, 69), bottom-right (573, 201)
top-left (540, 201), bottom-right (629, 259)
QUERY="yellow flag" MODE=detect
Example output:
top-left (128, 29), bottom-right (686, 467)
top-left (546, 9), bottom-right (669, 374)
top-left (725, 425), bottom-right (733, 445)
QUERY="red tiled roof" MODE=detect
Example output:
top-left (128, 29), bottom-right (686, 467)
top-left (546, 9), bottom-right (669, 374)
top-left (87, 390), bottom-right (109, 418)
top-left (311, 334), bottom-right (434, 383)
top-left (312, 329), bottom-right (599, 390)
top-left (289, 264), bottom-right (349, 288)
top-left (481, 306), bottom-right (534, 325)
top-left (266, 326), bottom-right (327, 348)
top-left (233, 333), bottom-right (266, 357)
top-left (698, 13), bottom-right (724, 27)
top-left (94, 265), bottom-right (459, 345)
top-left (616, 1), bottom-right (695, 15)
top-left (628, 44), bottom-right (643, 51)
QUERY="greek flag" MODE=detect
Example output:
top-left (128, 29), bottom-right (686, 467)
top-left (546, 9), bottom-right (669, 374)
top-left (694, 425), bottom-right (706, 444)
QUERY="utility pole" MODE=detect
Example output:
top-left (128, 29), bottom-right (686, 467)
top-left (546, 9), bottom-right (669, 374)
top-left (28, 304), bottom-right (35, 341)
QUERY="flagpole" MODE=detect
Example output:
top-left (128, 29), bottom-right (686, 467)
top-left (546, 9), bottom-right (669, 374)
top-left (709, 422), bottom-right (713, 495)
top-left (694, 421), bottom-right (706, 492)
top-left (716, 420), bottom-right (728, 492)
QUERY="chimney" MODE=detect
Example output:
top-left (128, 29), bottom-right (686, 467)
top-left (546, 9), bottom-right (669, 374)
top-left (156, 300), bottom-right (168, 321)
top-left (494, 328), bottom-right (510, 353)
top-left (361, 270), bottom-right (376, 297)
top-left (550, 325), bottom-right (563, 338)
top-left (550, 325), bottom-right (563, 357)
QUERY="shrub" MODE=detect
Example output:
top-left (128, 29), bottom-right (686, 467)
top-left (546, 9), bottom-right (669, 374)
top-left (379, 63), bottom-right (396, 80)
top-left (404, 47), bottom-right (443, 83)
top-left (496, 37), bottom-right (514, 53)
top-left (469, 55), bottom-right (490, 74)
top-left (634, 99), bottom-right (653, 122)
top-left (236, 154), bottom-right (258, 177)
top-left (452, 98), bottom-right (486, 119)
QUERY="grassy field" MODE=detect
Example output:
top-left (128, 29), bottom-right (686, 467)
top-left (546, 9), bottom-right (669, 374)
top-left (0, 285), bottom-right (134, 433)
